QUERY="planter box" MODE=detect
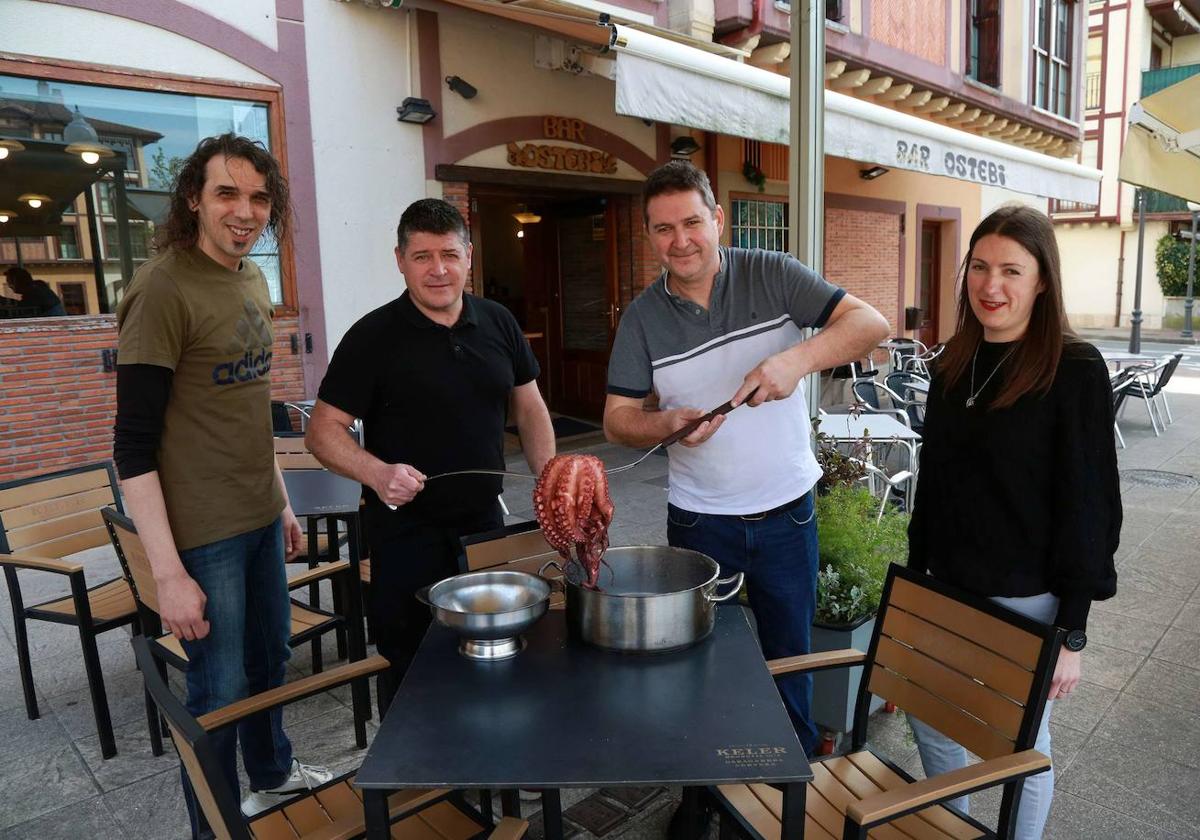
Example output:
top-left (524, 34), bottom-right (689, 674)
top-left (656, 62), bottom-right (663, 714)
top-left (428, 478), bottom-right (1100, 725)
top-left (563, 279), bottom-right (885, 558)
top-left (810, 614), bottom-right (883, 734)
top-left (1163, 296), bottom-right (1194, 330)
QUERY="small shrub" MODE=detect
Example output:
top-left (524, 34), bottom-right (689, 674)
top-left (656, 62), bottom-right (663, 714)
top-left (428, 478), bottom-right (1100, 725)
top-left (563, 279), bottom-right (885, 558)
top-left (814, 485), bottom-right (908, 625)
top-left (1156, 234), bottom-right (1192, 297)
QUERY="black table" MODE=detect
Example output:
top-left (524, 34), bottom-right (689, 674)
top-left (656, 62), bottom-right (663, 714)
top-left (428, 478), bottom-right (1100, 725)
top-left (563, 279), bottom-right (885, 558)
top-left (355, 606), bottom-right (812, 839)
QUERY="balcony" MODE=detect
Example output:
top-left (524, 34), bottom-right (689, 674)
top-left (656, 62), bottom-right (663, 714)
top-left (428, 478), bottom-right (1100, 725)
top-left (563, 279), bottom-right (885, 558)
top-left (1137, 188), bottom-right (1190, 215)
top-left (1141, 62), bottom-right (1200, 97)
top-left (1085, 72), bottom-right (1101, 110)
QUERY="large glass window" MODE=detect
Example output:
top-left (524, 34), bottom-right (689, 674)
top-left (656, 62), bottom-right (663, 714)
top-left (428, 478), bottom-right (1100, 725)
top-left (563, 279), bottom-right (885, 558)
top-left (967, 0), bottom-right (1002, 87)
top-left (0, 71), bottom-right (280, 321)
top-left (1032, 0), bottom-right (1074, 117)
top-left (730, 199), bottom-right (789, 253)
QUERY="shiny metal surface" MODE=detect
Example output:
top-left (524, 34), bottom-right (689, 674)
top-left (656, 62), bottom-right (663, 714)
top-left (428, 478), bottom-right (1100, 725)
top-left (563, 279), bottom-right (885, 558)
top-left (416, 571), bottom-right (550, 657)
top-left (551, 546), bottom-right (744, 653)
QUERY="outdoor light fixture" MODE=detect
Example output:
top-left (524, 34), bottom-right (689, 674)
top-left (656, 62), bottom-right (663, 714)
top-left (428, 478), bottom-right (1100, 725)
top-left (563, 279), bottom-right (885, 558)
top-left (512, 207), bottom-right (542, 224)
top-left (445, 75), bottom-right (478, 99)
top-left (397, 97), bottom-right (437, 124)
top-left (517, 229), bottom-right (525, 239)
top-left (63, 107), bottom-right (114, 165)
top-left (860, 165), bottom-right (889, 180)
top-left (0, 139), bottom-right (25, 160)
top-left (19, 193), bottom-right (50, 209)
top-left (670, 136), bottom-right (701, 157)
top-left (0, 210), bottom-right (16, 224)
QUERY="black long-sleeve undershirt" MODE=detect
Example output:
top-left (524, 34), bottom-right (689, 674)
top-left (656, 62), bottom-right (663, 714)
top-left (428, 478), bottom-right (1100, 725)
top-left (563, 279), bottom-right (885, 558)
top-left (113, 363), bottom-right (173, 480)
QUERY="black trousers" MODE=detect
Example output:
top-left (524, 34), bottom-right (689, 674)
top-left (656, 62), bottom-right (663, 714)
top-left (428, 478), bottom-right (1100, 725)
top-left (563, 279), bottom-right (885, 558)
top-left (368, 505), bottom-right (503, 716)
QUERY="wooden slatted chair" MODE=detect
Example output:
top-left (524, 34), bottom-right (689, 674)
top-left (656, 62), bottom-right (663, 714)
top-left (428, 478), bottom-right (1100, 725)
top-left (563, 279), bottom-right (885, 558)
top-left (711, 563), bottom-right (1063, 840)
top-left (102, 507), bottom-right (372, 756)
top-left (131, 635), bottom-right (528, 840)
top-left (460, 521), bottom-right (565, 610)
top-left (0, 462), bottom-right (133, 759)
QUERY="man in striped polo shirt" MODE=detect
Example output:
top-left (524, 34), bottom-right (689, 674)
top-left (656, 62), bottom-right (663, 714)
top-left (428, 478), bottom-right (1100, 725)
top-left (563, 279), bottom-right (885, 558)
top-left (604, 161), bottom-right (888, 760)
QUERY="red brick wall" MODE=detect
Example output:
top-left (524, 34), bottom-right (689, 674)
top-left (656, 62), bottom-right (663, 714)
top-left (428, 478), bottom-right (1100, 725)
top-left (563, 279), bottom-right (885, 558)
top-left (872, 0), bottom-right (946, 66)
top-left (0, 314), bottom-right (306, 482)
top-left (615, 195), bottom-right (661, 308)
top-left (441, 181), bottom-right (475, 293)
top-left (823, 208), bottom-right (902, 334)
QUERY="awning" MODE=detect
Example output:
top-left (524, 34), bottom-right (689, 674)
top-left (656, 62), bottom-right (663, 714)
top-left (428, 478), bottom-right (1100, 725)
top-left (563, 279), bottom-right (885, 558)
top-left (609, 24), bottom-right (1101, 203)
top-left (1118, 73), bottom-right (1200, 204)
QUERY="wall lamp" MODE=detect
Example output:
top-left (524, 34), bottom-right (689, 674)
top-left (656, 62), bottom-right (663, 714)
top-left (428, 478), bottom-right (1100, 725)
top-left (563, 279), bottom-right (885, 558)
top-left (64, 107), bottom-right (114, 165)
top-left (19, 193), bottom-right (51, 209)
top-left (446, 75), bottom-right (478, 99)
top-left (860, 165), bottom-right (889, 180)
top-left (0, 210), bottom-right (17, 224)
top-left (397, 97), bottom-right (437, 124)
top-left (0, 139), bottom-right (25, 160)
top-left (670, 136), bottom-right (701, 157)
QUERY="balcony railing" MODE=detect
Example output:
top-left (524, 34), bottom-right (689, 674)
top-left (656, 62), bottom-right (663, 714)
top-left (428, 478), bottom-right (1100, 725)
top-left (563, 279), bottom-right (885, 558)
top-left (1050, 198), bottom-right (1099, 214)
top-left (1141, 62), bottom-right (1200, 97)
top-left (1136, 188), bottom-right (1190, 215)
top-left (1085, 72), bottom-right (1101, 109)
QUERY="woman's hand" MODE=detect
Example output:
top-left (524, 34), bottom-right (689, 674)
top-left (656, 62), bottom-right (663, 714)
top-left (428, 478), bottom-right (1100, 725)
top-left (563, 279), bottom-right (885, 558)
top-left (1048, 648), bottom-right (1082, 700)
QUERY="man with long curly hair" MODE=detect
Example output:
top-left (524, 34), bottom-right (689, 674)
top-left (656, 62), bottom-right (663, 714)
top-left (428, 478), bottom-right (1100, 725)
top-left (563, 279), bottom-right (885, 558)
top-left (113, 134), bottom-right (330, 838)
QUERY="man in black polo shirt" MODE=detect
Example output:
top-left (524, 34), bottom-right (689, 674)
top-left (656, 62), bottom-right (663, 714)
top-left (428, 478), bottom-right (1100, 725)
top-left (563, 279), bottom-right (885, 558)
top-left (306, 199), bottom-right (554, 712)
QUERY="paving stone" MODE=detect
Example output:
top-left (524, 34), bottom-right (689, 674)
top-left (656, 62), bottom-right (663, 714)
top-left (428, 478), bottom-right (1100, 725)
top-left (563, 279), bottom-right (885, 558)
top-left (103, 768), bottom-right (191, 840)
top-left (1046, 720), bottom-right (1089, 777)
top-left (1116, 549), bottom-right (1200, 600)
top-left (0, 663), bottom-right (43, 717)
top-left (1089, 582), bottom-right (1185, 626)
top-left (1171, 601), bottom-right (1200, 633)
top-left (1087, 608), bottom-right (1169, 656)
top-left (0, 742), bottom-right (97, 830)
top-left (599, 786), bottom-right (665, 811)
top-left (1056, 734), bottom-right (1200, 837)
top-left (0, 796), bottom-right (127, 840)
top-left (1043, 790), bottom-right (1190, 840)
top-left (1139, 523), bottom-right (1200, 559)
top-left (1125, 657), bottom-right (1200, 715)
top-left (75, 715), bottom-right (181, 793)
top-left (1076, 641), bottom-right (1142, 691)
top-left (563, 792), bottom-right (627, 836)
top-left (0, 705), bottom-right (71, 764)
top-left (47, 666), bottom-right (154, 741)
top-left (1047, 679), bottom-right (1118, 734)
top-left (1092, 694), bottom-right (1200, 771)
top-left (1150, 627), bottom-right (1200, 671)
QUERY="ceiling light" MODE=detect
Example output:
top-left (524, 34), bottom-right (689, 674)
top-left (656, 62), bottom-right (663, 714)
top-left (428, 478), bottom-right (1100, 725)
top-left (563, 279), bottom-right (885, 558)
top-left (670, 136), bottom-right (701, 157)
top-left (0, 210), bottom-right (16, 223)
top-left (20, 193), bottom-right (50, 209)
top-left (63, 107), bottom-right (114, 164)
top-left (446, 75), bottom-right (478, 99)
top-left (0, 139), bottom-right (25, 160)
top-left (397, 97), bottom-right (437, 124)
top-left (860, 165), bottom-right (889, 180)
top-left (512, 210), bottom-right (542, 224)
top-left (517, 229), bottom-right (525, 239)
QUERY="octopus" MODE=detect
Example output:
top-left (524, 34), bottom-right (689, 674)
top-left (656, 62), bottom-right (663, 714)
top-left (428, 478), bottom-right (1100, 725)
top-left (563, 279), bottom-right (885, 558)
top-left (533, 454), bottom-right (615, 589)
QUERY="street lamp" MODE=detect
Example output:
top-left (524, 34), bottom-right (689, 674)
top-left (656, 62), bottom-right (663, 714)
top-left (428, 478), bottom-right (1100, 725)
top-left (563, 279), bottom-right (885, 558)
top-left (63, 107), bottom-right (114, 165)
top-left (1185, 200), bottom-right (1199, 340)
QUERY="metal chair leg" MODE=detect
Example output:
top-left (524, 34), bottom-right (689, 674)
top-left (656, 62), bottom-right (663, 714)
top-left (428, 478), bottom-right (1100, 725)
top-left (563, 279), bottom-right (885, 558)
top-left (4, 572), bottom-right (40, 721)
top-left (1114, 421), bottom-right (1126, 449)
top-left (78, 627), bottom-right (117, 758)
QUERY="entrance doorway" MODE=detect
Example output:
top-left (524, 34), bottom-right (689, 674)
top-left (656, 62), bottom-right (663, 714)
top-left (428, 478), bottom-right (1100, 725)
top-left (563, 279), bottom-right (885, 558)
top-left (474, 190), bottom-right (619, 420)
top-left (916, 221), bottom-right (942, 348)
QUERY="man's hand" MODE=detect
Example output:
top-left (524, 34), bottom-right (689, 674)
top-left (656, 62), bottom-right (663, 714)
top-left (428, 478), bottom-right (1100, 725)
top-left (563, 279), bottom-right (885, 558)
top-left (732, 352), bottom-right (803, 407)
top-left (370, 462), bottom-right (427, 507)
top-left (282, 505), bottom-right (305, 561)
top-left (157, 571), bottom-right (209, 641)
top-left (667, 407), bottom-right (726, 447)
top-left (1048, 648), bottom-right (1082, 700)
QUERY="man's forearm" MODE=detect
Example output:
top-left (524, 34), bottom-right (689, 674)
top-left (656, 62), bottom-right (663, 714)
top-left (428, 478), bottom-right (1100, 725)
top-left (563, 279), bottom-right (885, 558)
top-left (515, 408), bottom-right (555, 476)
top-left (306, 420), bottom-right (384, 486)
top-left (783, 307), bottom-right (889, 378)
top-left (121, 471), bottom-right (188, 582)
top-left (604, 403), bottom-right (678, 448)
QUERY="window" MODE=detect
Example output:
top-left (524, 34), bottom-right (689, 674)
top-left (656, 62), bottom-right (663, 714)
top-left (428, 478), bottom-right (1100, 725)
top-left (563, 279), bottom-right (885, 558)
top-left (1032, 0), bottom-right (1074, 117)
top-left (95, 180), bottom-right (114, 217)
top-left (1085, 35), bottom-right (1102, 110)
top-left (58, 282), bottom-right (87, 315)
top-left (730, 199), bottom-right (789, 252)
top-left (104, 222), bottom-right (151, 261)
top-left (58, 225), bottom-right (80, 259)
top-left (967, 0), bottom-right (1001, 87)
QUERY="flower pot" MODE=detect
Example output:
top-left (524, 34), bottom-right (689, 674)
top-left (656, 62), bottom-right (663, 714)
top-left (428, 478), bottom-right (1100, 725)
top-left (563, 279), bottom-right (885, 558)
top-left (810, 614), bottom-right (883, 734)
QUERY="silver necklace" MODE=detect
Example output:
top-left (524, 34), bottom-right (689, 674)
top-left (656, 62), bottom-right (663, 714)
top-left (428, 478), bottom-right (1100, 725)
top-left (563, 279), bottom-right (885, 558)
top-left (966, 344), bottom-right (1016, 407)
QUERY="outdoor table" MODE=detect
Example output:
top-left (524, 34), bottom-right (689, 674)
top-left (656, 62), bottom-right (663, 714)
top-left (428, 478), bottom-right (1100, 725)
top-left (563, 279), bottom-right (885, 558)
top-left (1100, 349), bottom-right (1157, 370)
top-left (819, 413), bottom-right (921, 506)
top-left (355, 607), bottom-right (812, 840)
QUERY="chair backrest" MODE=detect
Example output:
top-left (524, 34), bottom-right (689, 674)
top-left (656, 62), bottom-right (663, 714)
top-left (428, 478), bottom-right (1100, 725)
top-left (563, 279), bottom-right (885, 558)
top-left (851, 378), bottom-right (882, 411)
top-left (460, 521), bottom-right (565, 606)
top-left (101, 507), bottom-right (161, 620)
top-left (853, 564), bottom-right (1062, 762)
top-left (0, 462), bottom-right (122, 558)
top-left (1111, 369), bottom-right (1137, 412)
top-left (1152, 353), bottom-right (1183, 395)
top-left (274, 434), bottom-right (323, 470)
top-left (131, 636), bottom-right (250, 840)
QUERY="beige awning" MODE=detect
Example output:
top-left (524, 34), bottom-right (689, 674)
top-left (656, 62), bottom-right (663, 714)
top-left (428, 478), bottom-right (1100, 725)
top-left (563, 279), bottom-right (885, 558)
top-left (1118, 73), bottom-right (1200, 204)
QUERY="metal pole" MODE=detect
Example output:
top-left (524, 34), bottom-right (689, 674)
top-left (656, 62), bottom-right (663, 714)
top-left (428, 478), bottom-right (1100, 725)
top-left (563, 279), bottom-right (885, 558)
top-left (1184, 209), bottom-right (1197, 340)
top-left (14, 237), bottom-right (23, 269)
top-left (110, 162), bottom-right (135, 287)
top-left (1129, 189), bottom-right (1146, 355)
top-left (83, 186), bottom-right (109, 314)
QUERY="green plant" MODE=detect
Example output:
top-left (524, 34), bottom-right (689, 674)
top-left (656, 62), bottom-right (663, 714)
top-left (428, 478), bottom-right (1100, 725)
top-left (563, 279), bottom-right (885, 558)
top-left (814, 484), bottom-right (909, 625)
top-left (742, 160), bottom-right (766, 192)
top-left (1156, 233), bottom-right (1192, 297)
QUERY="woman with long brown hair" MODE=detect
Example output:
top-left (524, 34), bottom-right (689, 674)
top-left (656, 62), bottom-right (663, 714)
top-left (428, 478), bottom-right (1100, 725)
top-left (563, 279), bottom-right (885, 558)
top-left (906, 204), bottom-right (1120, 838)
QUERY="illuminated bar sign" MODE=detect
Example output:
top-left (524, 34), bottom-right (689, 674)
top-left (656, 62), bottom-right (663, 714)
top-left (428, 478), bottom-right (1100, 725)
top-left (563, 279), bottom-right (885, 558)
top-left (506, 116), bottom-right (619, 174)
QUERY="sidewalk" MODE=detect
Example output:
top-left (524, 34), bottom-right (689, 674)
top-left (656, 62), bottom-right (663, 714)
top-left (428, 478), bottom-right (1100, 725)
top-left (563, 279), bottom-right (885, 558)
top-left (2, 374), bottom-right (1199, 838)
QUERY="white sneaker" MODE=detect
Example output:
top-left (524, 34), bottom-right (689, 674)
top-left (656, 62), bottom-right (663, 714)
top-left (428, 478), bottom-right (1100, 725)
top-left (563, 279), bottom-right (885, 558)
top-left (241, 760), bottom-right (334, 817)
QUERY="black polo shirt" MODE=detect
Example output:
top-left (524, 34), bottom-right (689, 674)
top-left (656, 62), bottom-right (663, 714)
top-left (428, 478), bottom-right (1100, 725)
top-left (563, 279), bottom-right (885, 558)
top-left (317, 291), bottom-right (538, 536)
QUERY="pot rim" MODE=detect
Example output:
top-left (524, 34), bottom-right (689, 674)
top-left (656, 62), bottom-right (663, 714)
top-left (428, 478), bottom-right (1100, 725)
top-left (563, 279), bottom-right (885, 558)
top-left (559, 545), bottom-right (721, 598)
top-left (423, 570), bottom-right (551, 616)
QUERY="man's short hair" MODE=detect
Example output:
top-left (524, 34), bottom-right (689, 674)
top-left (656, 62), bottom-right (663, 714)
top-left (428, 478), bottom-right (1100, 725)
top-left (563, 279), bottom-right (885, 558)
top-left (396, 199), bottom-right (470, 254)
top-left (4, 267), bottom-right (33, 288)
top-left (642, 160), bottom-right (718, 225)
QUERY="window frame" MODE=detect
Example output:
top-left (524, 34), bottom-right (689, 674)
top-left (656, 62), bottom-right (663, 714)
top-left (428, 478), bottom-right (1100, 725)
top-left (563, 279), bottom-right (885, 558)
top-left (728, 193), bottom-right (790, 254)
top-left (966, 0), bottom-right (1002, 88)
top-left (1030, 0), bottom-right (1075, 119)
top-left (0, 53), bottom-right (297, 315)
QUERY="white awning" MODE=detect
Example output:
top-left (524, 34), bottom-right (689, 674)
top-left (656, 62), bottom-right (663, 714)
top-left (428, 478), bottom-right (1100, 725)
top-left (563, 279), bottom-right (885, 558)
top-left (1119, 73), bottom-right (1200, 204)
top-left (609, 24), bottom-right (1101, 203)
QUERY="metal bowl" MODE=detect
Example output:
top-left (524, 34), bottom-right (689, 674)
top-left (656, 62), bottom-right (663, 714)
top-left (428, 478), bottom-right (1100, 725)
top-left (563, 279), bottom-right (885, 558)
top-left (416, 570), bottom-right (551, 659)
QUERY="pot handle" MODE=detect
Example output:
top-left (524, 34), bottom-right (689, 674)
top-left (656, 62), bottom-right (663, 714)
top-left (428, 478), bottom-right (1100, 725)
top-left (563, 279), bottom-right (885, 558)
top-left (537, 559), bottom-right (568, 595)
top-left (708, 572), bottom-right (744, 603)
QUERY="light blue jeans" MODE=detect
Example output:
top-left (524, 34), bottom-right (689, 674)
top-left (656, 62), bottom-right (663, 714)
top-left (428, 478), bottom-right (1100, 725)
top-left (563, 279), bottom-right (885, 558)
top-left (907, 591), bottom-right (1058, 840)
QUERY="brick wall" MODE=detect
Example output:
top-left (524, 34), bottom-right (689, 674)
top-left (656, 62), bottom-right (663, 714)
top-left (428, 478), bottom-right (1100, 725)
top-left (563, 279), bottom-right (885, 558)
top-left (441, 180), bottom-right (475, 293)
top-left (0, 314), bottom-right (306, 482)
top-left (823, 208), bottom-right (902, 334)
top-left (871, 0), bottom-right (946, 66)
top-left (614, 195), bottom-right (661, 309)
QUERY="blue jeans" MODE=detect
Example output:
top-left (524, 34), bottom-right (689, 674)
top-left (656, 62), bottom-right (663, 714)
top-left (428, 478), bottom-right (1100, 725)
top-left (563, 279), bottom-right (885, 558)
top-left (667, 492), bottom-right (820, 755)
top-left (908, 591), bottom-right (1058, 840)
top-left (178, 518), bottom-right (294, 839)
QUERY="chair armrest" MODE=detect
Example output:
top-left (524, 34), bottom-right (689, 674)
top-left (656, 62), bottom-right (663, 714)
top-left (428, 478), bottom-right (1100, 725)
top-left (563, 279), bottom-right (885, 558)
top-left (846, 749), bottom-right (1051, 829)
top-left (767, 648), bottom-right (866, 676)
top-left (198, 654), bottom-right (389, 731)
top-left (490, 817), bottom-right (530, 840)
top-left (287, 560), bottom-right (350, 590)
top-left (0, 552), bottom-right (83, 575)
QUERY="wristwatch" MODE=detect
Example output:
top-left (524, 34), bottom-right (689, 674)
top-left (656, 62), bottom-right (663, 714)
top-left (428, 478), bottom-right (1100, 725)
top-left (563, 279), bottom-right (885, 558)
top-left (1063, 629), bottom-right (1087, 652)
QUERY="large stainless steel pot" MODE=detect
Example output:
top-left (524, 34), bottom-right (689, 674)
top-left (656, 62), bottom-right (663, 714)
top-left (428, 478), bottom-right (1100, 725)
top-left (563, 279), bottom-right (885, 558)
top-left (540, 546), bottom-right (743, 653)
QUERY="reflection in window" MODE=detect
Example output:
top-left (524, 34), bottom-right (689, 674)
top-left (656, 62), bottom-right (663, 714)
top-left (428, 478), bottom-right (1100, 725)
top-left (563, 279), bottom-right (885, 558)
top-left (731, 199), bottom-right (789, 253)
top-left (0, 72), bottom-right (277, 319)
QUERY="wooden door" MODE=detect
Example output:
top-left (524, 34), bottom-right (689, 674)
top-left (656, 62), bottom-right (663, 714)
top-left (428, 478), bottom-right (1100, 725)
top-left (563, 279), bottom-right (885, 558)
top-left (917, 221), bottom-right (941, 348)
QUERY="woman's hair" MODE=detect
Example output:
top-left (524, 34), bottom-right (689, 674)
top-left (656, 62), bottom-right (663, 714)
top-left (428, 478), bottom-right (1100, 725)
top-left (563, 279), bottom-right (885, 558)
top-left (937, 204), bottom-right (1075, 409)
top-left (155, 133), bottom-right (291, 253)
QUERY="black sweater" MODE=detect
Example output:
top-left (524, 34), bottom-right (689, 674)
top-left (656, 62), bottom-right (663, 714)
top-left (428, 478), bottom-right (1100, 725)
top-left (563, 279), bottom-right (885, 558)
top-left (907, 339), bottom-right (1120, 632)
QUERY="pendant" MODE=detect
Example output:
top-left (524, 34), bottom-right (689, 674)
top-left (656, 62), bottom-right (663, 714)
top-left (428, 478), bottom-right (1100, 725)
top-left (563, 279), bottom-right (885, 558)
top-left (965, 396), bottom-right (976, 408)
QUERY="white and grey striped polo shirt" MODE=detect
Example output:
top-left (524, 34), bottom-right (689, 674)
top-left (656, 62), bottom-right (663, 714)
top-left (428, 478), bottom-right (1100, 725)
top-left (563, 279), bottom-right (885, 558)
top-left (607, 246), bottom-right (844, 515)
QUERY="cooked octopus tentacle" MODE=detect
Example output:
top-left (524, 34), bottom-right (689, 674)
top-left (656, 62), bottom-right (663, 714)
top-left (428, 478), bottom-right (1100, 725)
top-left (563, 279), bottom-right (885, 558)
top-left (533, 454), bottom-right (615, 588)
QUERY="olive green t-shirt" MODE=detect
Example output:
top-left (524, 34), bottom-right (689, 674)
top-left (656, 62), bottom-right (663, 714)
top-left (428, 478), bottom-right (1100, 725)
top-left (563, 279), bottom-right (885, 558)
top-left (117, 247), bottom-right (284, 551)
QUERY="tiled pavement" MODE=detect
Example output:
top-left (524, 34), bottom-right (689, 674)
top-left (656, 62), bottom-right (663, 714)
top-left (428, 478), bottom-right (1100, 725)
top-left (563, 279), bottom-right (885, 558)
top-left (3, 370), bottom-right (1200, 838)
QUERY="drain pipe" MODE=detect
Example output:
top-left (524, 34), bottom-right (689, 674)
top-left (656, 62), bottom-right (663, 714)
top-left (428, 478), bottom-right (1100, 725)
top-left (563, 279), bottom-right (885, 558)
top-left (719, 0), bottom-right (765, 47)
top-left (1115, 229), bottom-right (1126, 328)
